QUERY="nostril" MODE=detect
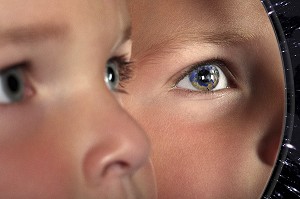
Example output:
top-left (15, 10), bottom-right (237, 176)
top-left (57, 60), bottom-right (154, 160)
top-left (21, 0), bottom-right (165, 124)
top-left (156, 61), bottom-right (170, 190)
top-left (82, 112), bottom-right (150, 186)
top-left (83, 145), bottom-right (138, 186)
top-left (103, 161), bottom-right (131, 178)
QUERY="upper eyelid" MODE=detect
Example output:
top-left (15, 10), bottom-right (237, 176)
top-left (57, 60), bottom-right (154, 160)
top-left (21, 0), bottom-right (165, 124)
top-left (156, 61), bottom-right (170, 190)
top-left (0, 61), bottom-right (29, 73)
top-left (111, 39), bottom-right (132, 60)
top-left (109, 55), bottom-right (132, 71)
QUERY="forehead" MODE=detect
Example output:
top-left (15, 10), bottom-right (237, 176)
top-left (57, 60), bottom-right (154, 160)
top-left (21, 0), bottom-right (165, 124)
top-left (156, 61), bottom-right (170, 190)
top-left (0, 0), bottom-right (129, 41)
top-left (130, 0), bottom-right (271, 50)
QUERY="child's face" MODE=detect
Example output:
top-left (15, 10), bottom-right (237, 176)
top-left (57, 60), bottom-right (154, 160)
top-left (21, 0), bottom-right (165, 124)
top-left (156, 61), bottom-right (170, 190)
top-left (0, 1), bottom-right (156, 198)
top-left (122, 0), bottom-right (284, 198)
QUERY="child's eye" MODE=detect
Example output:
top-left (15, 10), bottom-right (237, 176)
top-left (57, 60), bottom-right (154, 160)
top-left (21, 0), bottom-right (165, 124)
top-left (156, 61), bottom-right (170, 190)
top-left (105, 56), bottom-right (132, 92)
top-left (0, 66), bottom-right (24, 104)
top-left (105, 59), bottom-right (120, 91)
top-left (176, 63), bottom-right (228, 92)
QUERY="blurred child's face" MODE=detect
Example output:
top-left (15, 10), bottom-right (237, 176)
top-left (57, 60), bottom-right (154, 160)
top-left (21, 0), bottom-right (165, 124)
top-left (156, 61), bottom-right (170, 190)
top-left (122, 0), bottom-right (284, 198)
top-left (0, 1), bottom-right (156, 198)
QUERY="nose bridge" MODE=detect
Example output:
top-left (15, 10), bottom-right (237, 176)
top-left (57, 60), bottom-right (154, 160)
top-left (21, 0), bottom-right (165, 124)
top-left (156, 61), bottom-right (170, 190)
top-left (69, 87), bottom-right (150, 185)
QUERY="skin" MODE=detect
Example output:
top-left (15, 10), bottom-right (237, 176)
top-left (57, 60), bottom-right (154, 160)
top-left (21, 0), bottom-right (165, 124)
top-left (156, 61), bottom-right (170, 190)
top-left (122, 0), bottom-right (285, 198)
top-left (0, 1), bottom-right (157, 198)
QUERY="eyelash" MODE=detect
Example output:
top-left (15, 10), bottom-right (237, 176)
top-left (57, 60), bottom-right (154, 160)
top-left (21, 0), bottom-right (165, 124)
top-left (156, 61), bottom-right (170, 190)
top-left (107, 55), bottom-right (133, 93)
top-left (110, 56), bottom-right (133, 82)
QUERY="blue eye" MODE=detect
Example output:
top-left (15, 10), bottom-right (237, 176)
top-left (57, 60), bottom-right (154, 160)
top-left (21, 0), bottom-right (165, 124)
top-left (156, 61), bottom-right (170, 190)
top-left (105, 59), bottom-right (120, 90)
top-left (0, 67), bottom-right (24, 104)
top-left (189, 65), bottom-right (219, 91)
top-left (176, 64), bottom-right (228, 91)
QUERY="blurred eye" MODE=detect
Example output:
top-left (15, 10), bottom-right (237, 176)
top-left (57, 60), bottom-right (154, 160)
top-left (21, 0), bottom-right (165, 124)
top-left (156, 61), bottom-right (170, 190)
top-left (0, 67), bottom-right (24, 104)
top-left (176, 63), bottom-right (228, 91)
top-left (105, 59), bottom-right (120, 90)
top-left (105, 56), bottom-right (133, 92)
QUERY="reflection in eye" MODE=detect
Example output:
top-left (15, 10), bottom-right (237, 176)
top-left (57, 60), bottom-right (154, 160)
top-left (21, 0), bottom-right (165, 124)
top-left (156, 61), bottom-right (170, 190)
top-left (105, 57), bottom-right (133, 92)
top-left (0, 66), bottom-right (24, 104)
top-left (177, 63), bottom-right (228, 91)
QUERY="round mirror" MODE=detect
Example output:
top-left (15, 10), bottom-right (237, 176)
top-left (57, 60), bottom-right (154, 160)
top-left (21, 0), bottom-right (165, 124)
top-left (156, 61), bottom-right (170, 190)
top-left (265, 0), bottom-right (300, 198)
top-left (120, 0), bottom-right (288, 198)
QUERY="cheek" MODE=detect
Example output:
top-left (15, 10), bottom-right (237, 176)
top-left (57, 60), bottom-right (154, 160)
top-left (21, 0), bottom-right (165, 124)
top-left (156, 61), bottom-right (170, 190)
top-left (0, 131), bottom-right (75, 198)
top-left (126, 84), bottom-right (283, 165)
top-left (136, 110), bottom-right (273, 198)
top-left (124, 87), bottom-right (283, 197)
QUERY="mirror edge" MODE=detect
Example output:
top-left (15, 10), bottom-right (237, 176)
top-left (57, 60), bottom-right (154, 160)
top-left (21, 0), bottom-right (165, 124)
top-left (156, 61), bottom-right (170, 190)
top-left (260, 0), bottom-right (295, 198)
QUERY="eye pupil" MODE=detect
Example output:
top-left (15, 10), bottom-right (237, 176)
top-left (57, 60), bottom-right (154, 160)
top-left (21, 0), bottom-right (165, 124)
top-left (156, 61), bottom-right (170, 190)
top-left (198, 69), bottom-right (213, 84)
top-left (7, 74), bottom-right (20, 93)
top-left (107, 67), bottom-right (116, 83)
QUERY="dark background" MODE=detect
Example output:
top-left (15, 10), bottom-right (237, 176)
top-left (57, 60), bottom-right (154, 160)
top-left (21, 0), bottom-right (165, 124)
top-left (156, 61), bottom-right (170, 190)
top-left (268, 0), bottom-right (300, 198)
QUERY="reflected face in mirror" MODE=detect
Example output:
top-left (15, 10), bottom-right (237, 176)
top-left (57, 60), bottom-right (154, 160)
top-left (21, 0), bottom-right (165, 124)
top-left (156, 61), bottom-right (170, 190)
top-left (121, 0), bottom-right (285, 198)
top-left (0, 1), bottom-right (157, 198)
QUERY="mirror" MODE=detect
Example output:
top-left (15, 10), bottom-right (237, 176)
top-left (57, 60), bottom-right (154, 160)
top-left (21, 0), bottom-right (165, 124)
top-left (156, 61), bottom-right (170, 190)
top-left (120, 0), bottom-right (287, 198)
top-left (266, 0), bottom-right (300, 198)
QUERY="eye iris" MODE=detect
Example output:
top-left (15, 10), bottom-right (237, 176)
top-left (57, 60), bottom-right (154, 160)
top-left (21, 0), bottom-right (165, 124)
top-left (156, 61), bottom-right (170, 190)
top-left (0, 68), bottom-right (24, 103)
top-left (189, 65), bottom-right (219, 91)
top-left (105, 61), bottom-right (119, 90)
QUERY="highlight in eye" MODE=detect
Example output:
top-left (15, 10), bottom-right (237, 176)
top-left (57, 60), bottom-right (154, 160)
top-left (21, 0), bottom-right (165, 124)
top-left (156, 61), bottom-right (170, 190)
top-left (176, 62), bottom-right (228, 92)
top-left (105, 56), bottom-right (133, 92)
top-left (0, 65), bottom-right (25, 104)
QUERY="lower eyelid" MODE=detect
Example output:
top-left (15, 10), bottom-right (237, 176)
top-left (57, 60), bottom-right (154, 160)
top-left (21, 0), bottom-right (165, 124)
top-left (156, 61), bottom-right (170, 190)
top-left (168, 86), bottom-right (236, 100)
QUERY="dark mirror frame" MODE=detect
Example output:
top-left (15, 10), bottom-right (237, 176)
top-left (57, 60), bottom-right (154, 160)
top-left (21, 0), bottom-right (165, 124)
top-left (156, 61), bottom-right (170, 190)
top-left (261, 0), bottom-right (300, 198)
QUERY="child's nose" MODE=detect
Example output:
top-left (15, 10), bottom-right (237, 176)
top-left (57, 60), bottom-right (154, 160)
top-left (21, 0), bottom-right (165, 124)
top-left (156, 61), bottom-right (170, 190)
top-left (82, 109), bottom-right (150, 185)
top-left (73, 93), bottom-right (151, 186)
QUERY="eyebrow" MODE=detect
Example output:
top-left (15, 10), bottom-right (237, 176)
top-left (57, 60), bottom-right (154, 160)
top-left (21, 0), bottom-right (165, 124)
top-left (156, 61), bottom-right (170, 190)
top-left (0, 22), bottom-right (69, 44)
top-left (181, 30), bottom-right (258, 46)
top-left (137, 30), bottom-right (259, 62)
top-left (164, 30), bottom-right (258, 50)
